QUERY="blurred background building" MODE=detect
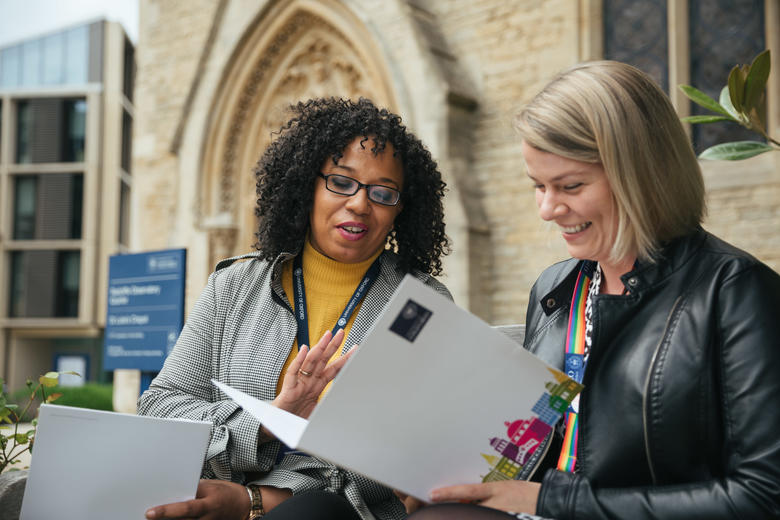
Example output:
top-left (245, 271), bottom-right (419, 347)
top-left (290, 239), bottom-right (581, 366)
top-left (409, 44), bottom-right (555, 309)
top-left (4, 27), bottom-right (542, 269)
top-left (1, 0), bottom-right (778, 391)
top-left (0, 19), bottom-right (135, 390)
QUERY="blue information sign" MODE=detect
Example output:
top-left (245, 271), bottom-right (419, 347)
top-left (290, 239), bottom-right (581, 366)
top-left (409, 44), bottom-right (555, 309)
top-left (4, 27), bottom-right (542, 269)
top-left (103, 249), bottom-right (186, 371)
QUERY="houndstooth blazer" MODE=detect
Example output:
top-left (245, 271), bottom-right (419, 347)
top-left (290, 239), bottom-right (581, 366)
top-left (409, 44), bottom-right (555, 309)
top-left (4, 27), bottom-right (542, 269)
top-left (137, 249), bottom-right (451, 520)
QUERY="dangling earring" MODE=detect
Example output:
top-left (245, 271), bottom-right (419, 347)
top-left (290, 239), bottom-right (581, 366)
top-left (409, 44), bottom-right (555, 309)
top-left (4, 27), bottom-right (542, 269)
top-left (385, 229), bottom-right (398, 252)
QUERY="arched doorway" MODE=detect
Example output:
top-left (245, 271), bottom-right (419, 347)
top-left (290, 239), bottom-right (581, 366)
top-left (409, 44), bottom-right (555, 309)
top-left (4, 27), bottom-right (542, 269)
top-left (200, 0), bottom-right (398, 267)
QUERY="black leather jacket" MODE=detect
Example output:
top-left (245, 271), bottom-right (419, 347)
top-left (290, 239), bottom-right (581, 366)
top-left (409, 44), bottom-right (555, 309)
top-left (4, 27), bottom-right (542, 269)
top-left (523, 229), bottom-right (780, 519)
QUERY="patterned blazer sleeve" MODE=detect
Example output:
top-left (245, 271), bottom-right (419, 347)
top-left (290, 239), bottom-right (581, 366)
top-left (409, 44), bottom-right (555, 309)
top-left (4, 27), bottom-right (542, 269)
top-left (137, 269), bottom-right (279, 481)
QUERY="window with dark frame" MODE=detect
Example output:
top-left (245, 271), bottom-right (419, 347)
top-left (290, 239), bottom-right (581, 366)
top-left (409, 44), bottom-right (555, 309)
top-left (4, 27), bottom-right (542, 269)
top-left (688, 0), bottom-right (766, 153)
top-left (8, 250), bottom-right (80, 318)
top-left (603, 0), bottom-right (669, 91)
top-left (603, 0), bottom-right (768, 153)
top-left (15, 97), bottom-right (86, 164)
top-left (12, 173), bottom-right (83, 240)
top-left (121, 109), bottom-right (132, 174)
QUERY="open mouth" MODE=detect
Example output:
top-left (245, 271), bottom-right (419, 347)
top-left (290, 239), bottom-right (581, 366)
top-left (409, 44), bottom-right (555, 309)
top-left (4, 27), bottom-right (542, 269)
top-left (337, 223), bottom-right (368, 240)
top-left (339, 225), bottom-right (366, 235)
top-left (560, 222), bottom-right (591, 234)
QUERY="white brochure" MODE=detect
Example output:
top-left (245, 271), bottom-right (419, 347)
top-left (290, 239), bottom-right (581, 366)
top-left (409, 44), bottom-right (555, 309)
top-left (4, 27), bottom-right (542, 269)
top-left (214, 275), bottom-right (582, 501)
top-left (20, 404), bottom-right (211, 520)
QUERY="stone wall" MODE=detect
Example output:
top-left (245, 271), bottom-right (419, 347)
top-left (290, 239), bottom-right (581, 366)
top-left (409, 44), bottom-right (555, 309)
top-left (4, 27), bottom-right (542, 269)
top-left (132, 0), bottom-right (222, 251)
top-left (419, 0), bottom-right (579, 323)
top-left (133, 0), bottom-right (780, 327)
top-left (709, 183), bottom-right (780, 269)
top-left (703, 154), bottom-right (780, 271)
top-left (133, 0), bottom-right (227, 308)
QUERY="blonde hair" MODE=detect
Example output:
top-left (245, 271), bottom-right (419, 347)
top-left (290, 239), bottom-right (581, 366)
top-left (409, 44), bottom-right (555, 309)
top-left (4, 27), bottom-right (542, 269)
top-left (515, 61), bottom-right (705, 263)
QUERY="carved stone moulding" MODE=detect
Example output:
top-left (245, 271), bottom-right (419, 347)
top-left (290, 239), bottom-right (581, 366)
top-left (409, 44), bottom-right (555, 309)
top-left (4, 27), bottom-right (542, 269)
top-left (205, 3), bottom-right (394, 257)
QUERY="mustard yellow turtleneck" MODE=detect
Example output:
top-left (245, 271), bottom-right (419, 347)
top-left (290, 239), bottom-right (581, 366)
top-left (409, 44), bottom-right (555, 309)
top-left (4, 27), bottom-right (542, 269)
top-left (277, 239), bottom-right (383, 397)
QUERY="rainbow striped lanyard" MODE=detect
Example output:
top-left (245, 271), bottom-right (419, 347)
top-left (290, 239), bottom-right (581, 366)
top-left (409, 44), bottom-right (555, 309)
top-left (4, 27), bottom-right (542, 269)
top-left (557, 262), bottom-right (594, 473)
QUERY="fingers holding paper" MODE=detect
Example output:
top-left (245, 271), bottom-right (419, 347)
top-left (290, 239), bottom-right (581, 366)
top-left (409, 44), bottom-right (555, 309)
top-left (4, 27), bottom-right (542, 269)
top-left (145, 479), bottom-right (250, 520)
top-left (429, 480), bottom-right (541, 515)
top-left (273, 329), bottom-right (357, 419)
top-left (394, 489), bottom-right (428, 514)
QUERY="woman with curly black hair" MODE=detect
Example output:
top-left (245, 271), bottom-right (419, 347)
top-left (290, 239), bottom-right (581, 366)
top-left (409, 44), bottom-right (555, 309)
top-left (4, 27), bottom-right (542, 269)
top-left (139, 97), bottom-right (452, 520)
top-left (255, 97), bottom-right (449, 276)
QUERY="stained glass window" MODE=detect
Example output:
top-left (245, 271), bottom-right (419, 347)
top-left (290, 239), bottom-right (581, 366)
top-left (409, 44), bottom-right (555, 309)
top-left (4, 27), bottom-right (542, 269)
top-left (604, 0), bottom-right (669, 91)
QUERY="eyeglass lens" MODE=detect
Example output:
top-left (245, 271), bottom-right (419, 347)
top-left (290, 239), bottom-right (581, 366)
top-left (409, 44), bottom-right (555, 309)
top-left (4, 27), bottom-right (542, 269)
top-left (324, 174), bottom-right (400, 206)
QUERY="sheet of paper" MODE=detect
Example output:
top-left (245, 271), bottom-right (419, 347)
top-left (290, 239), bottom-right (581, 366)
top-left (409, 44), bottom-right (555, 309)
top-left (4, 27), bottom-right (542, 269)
top-left (212, 379), bottom-right (308, 447)
top-left (215, 275), bottom-right (582, 501)
top-left (20, 404), bottom-right (211, 520)
top-left (300, 276), bottom-right (579, 499)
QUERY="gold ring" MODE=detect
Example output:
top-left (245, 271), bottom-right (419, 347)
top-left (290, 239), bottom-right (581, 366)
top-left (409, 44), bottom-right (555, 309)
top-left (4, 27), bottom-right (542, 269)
top-left (298, 369), bottom-right (312, 376)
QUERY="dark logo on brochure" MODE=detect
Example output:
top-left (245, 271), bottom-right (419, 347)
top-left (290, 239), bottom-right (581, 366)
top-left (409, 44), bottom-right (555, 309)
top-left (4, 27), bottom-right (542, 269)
top-left (389, 299), bottom-right (432, 343)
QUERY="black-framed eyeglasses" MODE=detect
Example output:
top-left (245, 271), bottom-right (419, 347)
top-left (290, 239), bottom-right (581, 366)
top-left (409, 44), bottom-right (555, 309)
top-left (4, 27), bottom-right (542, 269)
top-left (317, 173), bottom-right (402, 206)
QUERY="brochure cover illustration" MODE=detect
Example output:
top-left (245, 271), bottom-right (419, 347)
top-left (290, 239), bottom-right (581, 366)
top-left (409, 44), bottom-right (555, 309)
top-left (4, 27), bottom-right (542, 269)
top-left (214, 275), bottom-right (583, 501)
top-left (480, 369), bottom-right (581, 481)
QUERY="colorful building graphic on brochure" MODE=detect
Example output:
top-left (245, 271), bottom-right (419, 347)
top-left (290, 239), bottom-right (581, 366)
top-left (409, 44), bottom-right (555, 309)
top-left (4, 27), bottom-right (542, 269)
top-left (481, 368), bottom-right (583, 482)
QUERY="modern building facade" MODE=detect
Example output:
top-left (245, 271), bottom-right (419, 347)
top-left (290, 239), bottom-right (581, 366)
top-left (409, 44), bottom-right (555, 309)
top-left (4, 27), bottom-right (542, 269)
top-left (0, 20), bottom-right (134, 390)
top-left (132, 0), bottom-right (779, 327)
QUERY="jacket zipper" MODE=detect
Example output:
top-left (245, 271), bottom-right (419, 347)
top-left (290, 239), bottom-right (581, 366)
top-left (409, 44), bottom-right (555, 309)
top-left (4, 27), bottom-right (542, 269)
top-left (641, 294), bottom-right (684, 486)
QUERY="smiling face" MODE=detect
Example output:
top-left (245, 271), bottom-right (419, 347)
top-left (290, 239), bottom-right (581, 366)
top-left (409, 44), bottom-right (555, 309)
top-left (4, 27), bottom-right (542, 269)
top-left (522, 141), bottom-right (619, 266)
top-left (309, 137), bottom-right (404, 263)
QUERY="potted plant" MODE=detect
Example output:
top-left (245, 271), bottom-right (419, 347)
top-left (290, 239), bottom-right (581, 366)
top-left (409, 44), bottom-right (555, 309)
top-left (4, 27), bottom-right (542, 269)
top-left (680, 49), bottom-right (777, 160)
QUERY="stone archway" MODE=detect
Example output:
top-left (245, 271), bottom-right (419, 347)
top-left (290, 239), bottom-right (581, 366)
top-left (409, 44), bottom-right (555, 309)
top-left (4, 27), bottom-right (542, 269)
top-left (200, 0), bottom-right (397, 268)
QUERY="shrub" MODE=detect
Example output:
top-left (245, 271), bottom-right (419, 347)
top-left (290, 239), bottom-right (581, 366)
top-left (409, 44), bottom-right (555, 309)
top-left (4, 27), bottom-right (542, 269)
top-left (8, 383), bottom-right (113, 422)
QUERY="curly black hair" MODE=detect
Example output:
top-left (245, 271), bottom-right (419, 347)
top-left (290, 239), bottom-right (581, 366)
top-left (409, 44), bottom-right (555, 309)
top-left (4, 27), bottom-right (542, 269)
top-left (253, 97), bottom-right (450, 275)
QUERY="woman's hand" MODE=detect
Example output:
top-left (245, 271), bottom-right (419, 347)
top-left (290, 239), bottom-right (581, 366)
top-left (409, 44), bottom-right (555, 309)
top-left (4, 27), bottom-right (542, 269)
top-left (145, 479), bottom-right (292, 519)
top-left (394, 489), bottom-right (428, 514)
top-left (430, 480), bottom-right (541, 514)
top-left (145, 479), bottom-right (249, 520)
top-left (272, 329), bottom-right (356, 419)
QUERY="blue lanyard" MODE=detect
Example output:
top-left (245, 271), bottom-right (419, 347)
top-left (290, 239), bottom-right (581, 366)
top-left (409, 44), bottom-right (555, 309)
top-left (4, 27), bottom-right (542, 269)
top-left (291, 253), bottom-right (381, 349)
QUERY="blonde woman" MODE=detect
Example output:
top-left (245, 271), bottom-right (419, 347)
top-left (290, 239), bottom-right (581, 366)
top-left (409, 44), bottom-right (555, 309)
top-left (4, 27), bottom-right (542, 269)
top-left (407, 61), bottom-right (780, 519)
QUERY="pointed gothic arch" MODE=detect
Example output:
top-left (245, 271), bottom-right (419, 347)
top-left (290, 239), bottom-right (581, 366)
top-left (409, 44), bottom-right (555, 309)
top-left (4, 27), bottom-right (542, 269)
top-left (190, 0), bottom-right (483, 314)
top-left (200, 0), bottom-right (398, 267)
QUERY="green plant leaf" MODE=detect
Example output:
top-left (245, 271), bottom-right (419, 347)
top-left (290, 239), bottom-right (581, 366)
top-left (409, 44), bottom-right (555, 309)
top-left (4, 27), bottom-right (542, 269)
top-left (744, 49), bottom-right (771, 112)
top-left (39, 372), bottom-right (59, 388)
top-left (679, 85), bottom-right (731, 116)
top-left (681, 115), bottom-right (734, 124)
top-left (46, 392), bottom-right (63, 403)
top-left (14, 432), bottom-right (29, 444)
top-left (727, 65), bottom-right (745, 113)
top-left (699, 141), bottom-right (775, 160)
top-left (719, 87), bottom-right (742, 122)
